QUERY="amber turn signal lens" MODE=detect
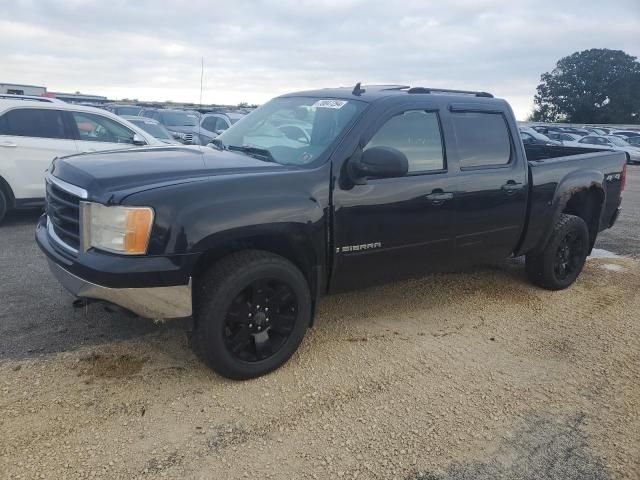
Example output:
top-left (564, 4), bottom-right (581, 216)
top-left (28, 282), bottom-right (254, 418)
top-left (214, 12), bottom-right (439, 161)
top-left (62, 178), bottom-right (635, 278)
top-left (124, 208), bottom-right (154, 254)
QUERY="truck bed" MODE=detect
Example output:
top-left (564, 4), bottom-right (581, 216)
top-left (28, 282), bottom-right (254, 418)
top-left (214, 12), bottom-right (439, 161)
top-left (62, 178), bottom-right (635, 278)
top-left (516, 145), bottom-right (627, 255)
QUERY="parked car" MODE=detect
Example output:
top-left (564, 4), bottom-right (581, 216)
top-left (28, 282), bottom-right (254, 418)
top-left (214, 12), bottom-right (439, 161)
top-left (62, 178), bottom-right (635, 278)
top-left (519, 127), bottom-right (559, 146)
top-left (625, 136), bottom-right (640, 147)
top-left (530, 125), bottom-right (565, 135)
top-left (0, 95), bottom-right (161, 223)
top-left (105, 104), bottom-right (143, 117)
top-left (609, 130), bottom-right (640, 139)
top-left (37, 85), bottom-right (626, 379)
top-left (198, 112), bottom-right (246, 144)
top-left (122, 116), bottom-right (181, 144)
top-left (578, 135), bottom-right (640, 163)
top-left (583, 127), bottom-right (608, 135)
top-left (546, 132), bottom-right (584, 147)
top-left (139, 108), bottom-right (200, 144)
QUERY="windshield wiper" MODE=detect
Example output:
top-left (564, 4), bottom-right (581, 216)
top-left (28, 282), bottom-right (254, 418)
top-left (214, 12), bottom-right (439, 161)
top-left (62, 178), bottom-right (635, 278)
top-left (227, 145), bottom-right (278, 163)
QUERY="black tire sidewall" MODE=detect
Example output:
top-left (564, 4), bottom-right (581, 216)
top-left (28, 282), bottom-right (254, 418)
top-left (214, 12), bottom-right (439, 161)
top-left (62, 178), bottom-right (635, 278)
top-left (543, 215), bottom-right (589, 289)
top-left (0, 189), bottom-right (7, 224)
top-left (196, 255), bottom-right (311, 380)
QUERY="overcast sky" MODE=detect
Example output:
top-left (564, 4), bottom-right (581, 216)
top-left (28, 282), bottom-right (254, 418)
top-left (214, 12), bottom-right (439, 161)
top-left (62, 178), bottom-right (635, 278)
top-left (2, 0), bottom-right (639, 119)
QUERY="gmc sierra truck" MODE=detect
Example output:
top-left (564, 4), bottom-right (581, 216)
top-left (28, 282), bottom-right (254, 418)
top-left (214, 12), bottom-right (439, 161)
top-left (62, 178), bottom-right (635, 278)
top-left (36, 84), bottom-right (626, 379)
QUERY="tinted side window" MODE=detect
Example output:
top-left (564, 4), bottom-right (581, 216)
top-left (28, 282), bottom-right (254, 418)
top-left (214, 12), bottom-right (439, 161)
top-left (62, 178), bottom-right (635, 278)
top-left (202, 117), bottom-right (217, 131)
top-left (365, 110), bottom-right (444, 173)
top-left (0, 108), bottom-right (68, 139)
top-left (216, 117), bottom-right (230, 131)
top-left (72, 112), bottom-right (136, 144)
top-left (451, 112), bottom-right (511, 168)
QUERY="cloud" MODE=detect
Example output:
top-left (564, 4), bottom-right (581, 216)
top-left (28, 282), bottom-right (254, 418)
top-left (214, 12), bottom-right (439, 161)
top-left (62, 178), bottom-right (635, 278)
top-left (1, 0), bottom-right (639, 119)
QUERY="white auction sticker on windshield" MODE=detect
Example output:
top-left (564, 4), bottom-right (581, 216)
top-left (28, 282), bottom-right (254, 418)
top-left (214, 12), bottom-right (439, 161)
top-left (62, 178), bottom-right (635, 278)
top-left (312, 99), bottom-right (347, 109)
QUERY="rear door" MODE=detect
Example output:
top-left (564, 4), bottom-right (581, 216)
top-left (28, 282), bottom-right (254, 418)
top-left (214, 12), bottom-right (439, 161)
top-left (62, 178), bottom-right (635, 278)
top-left (447, 108), bottom-right (527, 263)
top-left (331, 104), bottom-right (457, 291)
top-left (70, 111), bottom-right (142, 153)
top-left (0, 107), bottom-right (78, 200)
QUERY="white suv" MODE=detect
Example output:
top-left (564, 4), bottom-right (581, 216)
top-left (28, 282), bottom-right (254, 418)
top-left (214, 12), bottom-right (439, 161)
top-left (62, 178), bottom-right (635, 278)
top-left (0, 95), bottom-right (161, 223)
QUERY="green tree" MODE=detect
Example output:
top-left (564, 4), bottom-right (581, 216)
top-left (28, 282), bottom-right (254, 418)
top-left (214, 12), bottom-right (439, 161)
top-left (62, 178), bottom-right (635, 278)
top-left (531, 48), bottom-right (640, 124)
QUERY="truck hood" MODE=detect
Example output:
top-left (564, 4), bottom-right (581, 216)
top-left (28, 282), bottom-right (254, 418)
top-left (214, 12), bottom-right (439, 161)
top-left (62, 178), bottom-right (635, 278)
top-left (50, 146), bottom-right (285, 203)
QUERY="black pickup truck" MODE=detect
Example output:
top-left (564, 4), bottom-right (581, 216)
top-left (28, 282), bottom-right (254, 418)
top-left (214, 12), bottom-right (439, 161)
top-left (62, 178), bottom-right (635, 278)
top-left (36, 85), bottom-right (627, 379)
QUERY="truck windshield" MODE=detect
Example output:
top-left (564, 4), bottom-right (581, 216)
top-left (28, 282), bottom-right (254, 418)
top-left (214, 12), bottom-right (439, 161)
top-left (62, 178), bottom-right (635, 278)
top-left (213, 97), bottom-right (367, 165)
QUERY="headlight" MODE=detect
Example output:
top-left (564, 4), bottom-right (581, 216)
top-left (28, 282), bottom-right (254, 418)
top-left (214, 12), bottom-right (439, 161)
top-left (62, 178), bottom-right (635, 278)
top-left (81, 202), bottom-right (154, 255)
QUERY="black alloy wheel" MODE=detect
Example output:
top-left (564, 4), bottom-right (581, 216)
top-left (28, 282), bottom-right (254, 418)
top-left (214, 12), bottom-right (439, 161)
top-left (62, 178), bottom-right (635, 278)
top-left (553, 230), bottom-right (586, 281)
top-left (223, 279), bottom-right (298, 362)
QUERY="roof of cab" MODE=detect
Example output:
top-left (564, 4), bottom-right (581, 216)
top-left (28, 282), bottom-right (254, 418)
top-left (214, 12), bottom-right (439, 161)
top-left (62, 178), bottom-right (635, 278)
top-left (281, 84), bottom-right (499, 103)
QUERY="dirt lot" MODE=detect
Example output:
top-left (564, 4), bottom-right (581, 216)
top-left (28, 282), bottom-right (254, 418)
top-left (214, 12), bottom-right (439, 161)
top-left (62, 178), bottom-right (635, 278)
top-left (1, 254), bottom-right (639, 479)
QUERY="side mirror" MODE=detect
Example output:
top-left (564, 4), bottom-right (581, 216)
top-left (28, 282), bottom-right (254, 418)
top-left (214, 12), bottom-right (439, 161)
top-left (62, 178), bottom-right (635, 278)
top-left (348, 146), bottom-right (409, 183)
top-left (132, 133), bottom-right (146, 146)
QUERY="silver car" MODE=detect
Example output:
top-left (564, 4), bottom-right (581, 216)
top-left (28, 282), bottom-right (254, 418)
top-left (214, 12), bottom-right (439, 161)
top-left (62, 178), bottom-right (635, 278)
top-left (197, 112), bottom-right (245, 145)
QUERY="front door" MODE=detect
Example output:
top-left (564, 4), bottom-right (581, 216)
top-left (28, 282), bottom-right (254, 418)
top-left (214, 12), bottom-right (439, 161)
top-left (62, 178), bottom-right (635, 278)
top-left (331, 107), bottom-right (456, 292)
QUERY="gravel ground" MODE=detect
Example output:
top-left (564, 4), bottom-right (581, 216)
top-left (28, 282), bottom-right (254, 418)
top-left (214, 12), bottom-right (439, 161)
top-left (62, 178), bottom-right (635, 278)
top-left (0, 165), bottom-right (638, 479)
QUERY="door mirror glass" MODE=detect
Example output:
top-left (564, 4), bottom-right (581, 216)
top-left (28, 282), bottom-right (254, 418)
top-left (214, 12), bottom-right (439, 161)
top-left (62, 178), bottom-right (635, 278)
top-left (132, 133), bottom-right (146, 146)
top-left (349, 146), bottom-right (409, 181)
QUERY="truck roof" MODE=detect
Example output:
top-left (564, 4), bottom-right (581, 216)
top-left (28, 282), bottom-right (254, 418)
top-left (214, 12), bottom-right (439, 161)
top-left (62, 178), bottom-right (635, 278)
top-left (282, 84), bottom-right (499, 103)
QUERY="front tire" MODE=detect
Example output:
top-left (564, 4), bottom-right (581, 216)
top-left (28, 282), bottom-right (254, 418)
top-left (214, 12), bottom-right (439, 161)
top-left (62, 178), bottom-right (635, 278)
top-left (194, 250), bottom-right (311, 380)
top-left (525, 214), bottom-right (590, 290)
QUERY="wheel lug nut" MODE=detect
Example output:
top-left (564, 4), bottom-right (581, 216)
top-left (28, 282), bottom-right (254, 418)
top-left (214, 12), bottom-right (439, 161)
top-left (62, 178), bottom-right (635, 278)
top-left (258, 326), bottom-right (261, 331)
top-left (265, 307), bottom-right (269, 312)
top-left (248, 313), bottom-right (252, 317)
top-left (249, 323), bottom-right (253, 328)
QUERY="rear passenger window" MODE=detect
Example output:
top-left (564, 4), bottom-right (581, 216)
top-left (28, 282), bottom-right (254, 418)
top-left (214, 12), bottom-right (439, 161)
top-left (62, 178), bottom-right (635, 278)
top-left (0, 108), bottom-right (68, 139)
top-left (366, 110), bottom-right (444, 173)
top-left (451, 112), bottom-right (511, 168)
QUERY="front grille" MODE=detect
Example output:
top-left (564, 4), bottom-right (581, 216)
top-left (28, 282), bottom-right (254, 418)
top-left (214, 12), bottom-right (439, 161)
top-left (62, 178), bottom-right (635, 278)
top-left (46, 180), bottom-right (81, 252)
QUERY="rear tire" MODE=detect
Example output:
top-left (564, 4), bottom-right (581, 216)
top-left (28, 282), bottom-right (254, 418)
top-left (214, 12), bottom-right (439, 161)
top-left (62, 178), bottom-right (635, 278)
top-left (525, 214), bottom-right (590, 290)
top-left (194, 250), bottom-right (311, 380)
top-left (0, 189), bottom-right (7, 224)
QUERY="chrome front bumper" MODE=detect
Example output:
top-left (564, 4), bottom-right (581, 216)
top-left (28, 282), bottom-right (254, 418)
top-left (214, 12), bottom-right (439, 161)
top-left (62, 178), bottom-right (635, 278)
top-left (47, 259), bottom-right (192, 320)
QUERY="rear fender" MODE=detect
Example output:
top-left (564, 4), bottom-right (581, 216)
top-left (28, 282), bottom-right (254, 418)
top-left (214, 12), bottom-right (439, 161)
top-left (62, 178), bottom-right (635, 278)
top-left (533, 169), bottom-right (605, 254)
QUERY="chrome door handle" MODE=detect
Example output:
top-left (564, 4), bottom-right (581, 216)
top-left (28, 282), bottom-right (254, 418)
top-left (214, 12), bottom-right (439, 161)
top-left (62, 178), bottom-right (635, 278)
top-left (426, 191), bottom-right (454, 204)
top-left (501, 182), bottom-right (523, 194)
top-left (0, 141), bottom-right (17, 147)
